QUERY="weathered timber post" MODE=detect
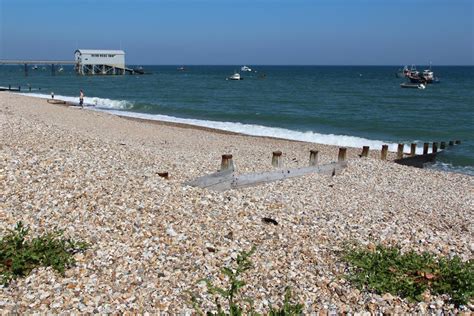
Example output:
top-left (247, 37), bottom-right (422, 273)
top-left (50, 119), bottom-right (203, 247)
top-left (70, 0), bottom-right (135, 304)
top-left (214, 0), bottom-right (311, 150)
top-left (440, 141), bottom-right (446, 150)
top-left (423, 143), bottom-right (429, 155)
top-left (455, 140), bottom-right (461, 145)
top-left (410, 143), bottom-right (417, 157)
top-left (158, 172), bottom-right (169, 179)
top-left (8, 84), bottom-right (11, 90)
top-left (432, 142), bottom-right (438, 153)
top-left (397, 144), bottom-right (404, 159)
top-left (449, 141), bottom-right (454, 146)
top-left (18, 86), bottom-right (21, 91)
top-left (338, 147), bottom-right (347, 162)
top-left (272, 151), bottom-right (282, 168)
top-left (381, 145), bottom-right (388, 160)
top-left (361, 146), bottom-right (370, 157)
top-left (220, 154), bottom-right (234, 172)
top-left (309, 150), bottom-right (319, 166)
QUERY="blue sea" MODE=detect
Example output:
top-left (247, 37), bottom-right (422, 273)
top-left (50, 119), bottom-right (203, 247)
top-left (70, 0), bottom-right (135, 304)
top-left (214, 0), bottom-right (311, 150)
top-left (1, 65), bottom-right (473, 175)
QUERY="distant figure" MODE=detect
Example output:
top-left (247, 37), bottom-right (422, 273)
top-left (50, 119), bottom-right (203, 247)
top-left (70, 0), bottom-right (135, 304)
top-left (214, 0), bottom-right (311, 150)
top-left (79, 89), bottom-right (84, 108)
top-left (51, 92), bottom-right (54, 99)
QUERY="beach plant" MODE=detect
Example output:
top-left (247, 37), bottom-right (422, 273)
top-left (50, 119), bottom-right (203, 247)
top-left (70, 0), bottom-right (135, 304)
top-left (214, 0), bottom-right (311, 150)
top-left (190, 247), bottom-right (303, 315)
top-left (343, 244), bottom-right (473, 306)
top-left (0, 221), bottom-right (88, 286)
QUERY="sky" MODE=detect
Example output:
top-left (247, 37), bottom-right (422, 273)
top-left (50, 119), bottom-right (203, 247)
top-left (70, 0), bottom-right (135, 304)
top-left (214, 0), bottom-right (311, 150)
top-left (0, 0), bottom-right (472, 65)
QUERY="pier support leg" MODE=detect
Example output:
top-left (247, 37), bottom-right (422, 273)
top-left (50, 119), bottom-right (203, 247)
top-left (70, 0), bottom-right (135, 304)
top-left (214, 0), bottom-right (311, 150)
top-left (51, 64), bottom-right (55, 76)
top-left (24, 64), bottom-right (28, 77)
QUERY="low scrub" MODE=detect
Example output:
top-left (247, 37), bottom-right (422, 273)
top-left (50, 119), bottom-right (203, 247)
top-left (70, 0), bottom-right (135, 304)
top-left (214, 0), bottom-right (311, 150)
top-left (344, 244), bottom-right (473, 306)
top-left (190, 247), bottom-right (303, 315)
top-left (0, 221), bottom-right (88, 285)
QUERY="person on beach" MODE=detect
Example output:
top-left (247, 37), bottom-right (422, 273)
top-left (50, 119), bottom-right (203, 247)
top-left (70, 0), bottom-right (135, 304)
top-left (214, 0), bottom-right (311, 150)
top-left (79, 89), bottom-right (84, 108)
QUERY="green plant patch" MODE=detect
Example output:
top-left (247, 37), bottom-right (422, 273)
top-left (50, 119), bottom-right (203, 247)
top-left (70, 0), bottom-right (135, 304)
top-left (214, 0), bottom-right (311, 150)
top-left (0, 221), bottom-right (88, 285)
top-left (190, 247), bottom-right (303, 315)
top-left (344, 244), bottom-right (473, 306)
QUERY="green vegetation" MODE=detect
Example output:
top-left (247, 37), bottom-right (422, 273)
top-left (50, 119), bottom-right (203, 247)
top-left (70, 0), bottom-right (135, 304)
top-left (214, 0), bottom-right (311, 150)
top-left (0, 221), bottom-right (88, 285)
top-left (344, 244), bottom-right (474, 306)
top-left (190, 247), bottom-right (303, 315)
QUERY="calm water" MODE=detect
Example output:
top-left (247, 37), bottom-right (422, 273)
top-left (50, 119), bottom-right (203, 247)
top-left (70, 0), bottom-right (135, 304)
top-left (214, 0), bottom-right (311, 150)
top-left (1, 65), bottom-right (473, 175)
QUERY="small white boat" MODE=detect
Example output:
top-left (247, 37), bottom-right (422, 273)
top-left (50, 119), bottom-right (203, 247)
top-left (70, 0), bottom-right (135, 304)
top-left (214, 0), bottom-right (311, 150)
top-left (58, 66), bottom-right (64, 73)
top-left (227, 72), bottom-right (242, 80)
top-left (400, 83), bottom-right (426, 89)
top-left (241, 65), bottom-right (252, 72)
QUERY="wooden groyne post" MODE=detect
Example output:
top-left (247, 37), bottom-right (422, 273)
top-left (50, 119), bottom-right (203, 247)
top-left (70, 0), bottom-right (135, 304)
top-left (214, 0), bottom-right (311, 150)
top-left (361, 146), bottom-right (370, 157)
top-left (440, 141), bottom-right (446, 150)
top-left (397, 144), bottom-right (404, 159)
top-left (220, 154), bottom-right (234, 172)
top-left (338, 147), bottom-right (347, 162)
top-left (309, 150), bottom-right (319, 166)
top-left (381, 145), bottom-right (388, 160)
top-left (423, 143), bottom-right (429, 155)
top-left (432, 142), bottom-right (438, 153)
top-left (272, 151), bottom-right (283, 168)
top-left (410, 143), bottom-right (417, 157)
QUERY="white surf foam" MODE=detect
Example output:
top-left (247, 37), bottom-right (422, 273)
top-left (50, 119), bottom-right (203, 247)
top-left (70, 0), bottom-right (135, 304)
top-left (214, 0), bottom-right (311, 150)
top-left (18, 92), bottom-right (133, 109)
top-left (18, 92), bottom-right (432, 154)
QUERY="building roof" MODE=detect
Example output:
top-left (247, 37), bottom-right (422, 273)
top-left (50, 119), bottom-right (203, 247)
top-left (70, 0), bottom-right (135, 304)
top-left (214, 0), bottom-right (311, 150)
top-left (75, 49), bottom-right (125, 55)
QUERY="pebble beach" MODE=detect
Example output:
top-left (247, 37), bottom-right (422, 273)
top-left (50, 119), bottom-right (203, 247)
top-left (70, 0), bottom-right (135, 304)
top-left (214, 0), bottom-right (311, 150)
top-left (0, 92), bottom-right (473, 313)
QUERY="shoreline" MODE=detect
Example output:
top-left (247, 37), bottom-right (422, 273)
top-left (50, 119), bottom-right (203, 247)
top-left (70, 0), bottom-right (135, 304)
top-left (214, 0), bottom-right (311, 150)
top-left (1, 91), bottom-right (472, 313)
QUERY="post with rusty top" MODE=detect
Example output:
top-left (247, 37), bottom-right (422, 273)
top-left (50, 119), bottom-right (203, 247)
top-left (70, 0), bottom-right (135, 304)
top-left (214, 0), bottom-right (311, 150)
top-left (397, 144), bottom-right (404, 159)
top-left (220, 154), bottom-right (234, 172)
top-left (455, 140), bottom-right (461, 145)
top-left (423, 143), bottom-right (429, 155)
top-left (272, 151), bottom-right (282, 168)
top-left (361, 146), bottom-right (369, 157)
top-left (440, 141), bottom-right (446, 150)
top-left (449, 141), bottom-right (454, 146)
top-left (309, 150), bottom-right (319, 166)
top-left (410, 143), bottom-right (417, 157)
top-left (338, 147), bottom-right (347, 162)
top-left (381, 145), bottom-right (388, 160)
top-left (432, 142), bottom-right (438, 153)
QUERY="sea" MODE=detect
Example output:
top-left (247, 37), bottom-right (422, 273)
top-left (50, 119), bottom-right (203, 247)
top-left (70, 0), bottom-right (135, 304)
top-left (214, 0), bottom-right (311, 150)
top-left (1, 65), bottom-right (473, 175)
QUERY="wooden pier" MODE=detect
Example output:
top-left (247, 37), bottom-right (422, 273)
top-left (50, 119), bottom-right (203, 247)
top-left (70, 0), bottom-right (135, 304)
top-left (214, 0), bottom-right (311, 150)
top-left (0, 59), bottom-right (75, 76)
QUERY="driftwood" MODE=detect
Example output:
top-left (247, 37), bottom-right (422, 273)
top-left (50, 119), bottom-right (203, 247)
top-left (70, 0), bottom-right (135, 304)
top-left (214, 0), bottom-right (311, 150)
top-left (185, 161), bottom-right (347, 192)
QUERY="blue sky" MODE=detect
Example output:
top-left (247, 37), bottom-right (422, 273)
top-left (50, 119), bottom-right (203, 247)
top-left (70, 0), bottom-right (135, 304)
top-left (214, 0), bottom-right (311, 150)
top-left (0, 0), bottom-right (472, 65)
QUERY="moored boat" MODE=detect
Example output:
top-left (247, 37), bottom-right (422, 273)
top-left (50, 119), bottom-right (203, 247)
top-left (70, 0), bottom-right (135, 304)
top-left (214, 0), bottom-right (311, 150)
top-left (400, 83), bottom-right (426, 89)
top-left (227, 72), bottom-right (242, 80)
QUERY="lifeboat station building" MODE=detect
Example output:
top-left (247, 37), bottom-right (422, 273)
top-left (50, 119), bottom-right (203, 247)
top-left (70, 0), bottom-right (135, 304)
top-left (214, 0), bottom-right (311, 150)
top-left (75, 49), bottom-right (126, 75)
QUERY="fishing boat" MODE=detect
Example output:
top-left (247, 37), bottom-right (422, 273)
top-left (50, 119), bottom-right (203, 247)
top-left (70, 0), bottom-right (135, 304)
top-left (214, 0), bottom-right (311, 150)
top-left (400, 83), bottom-right (426, 89)
top-left (421, 63), bottom-right (440, 83)
top-left (227, 72), bottom-right (242, 80)
top-left (177, 66), bottom-right (186, 71)
top-left (241, 65), bottom-right (252, 72)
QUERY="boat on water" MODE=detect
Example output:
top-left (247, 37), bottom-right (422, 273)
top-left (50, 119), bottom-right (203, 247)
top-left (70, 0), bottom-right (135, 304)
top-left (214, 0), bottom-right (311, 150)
top-left (227, 72), bottom-right (243, 80)
top-left (32, 65), bottom-right (38, 70)
top-left (241, 65), bottom-right (252, 72)
top-left (400, 83), bottom-right (426, 89)
top-left (58, 66), bottom-right (64, 73)
top-left (397, 63), bottom-right (440, 83)
top-left (177, 66), bottom-right (186, 71)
